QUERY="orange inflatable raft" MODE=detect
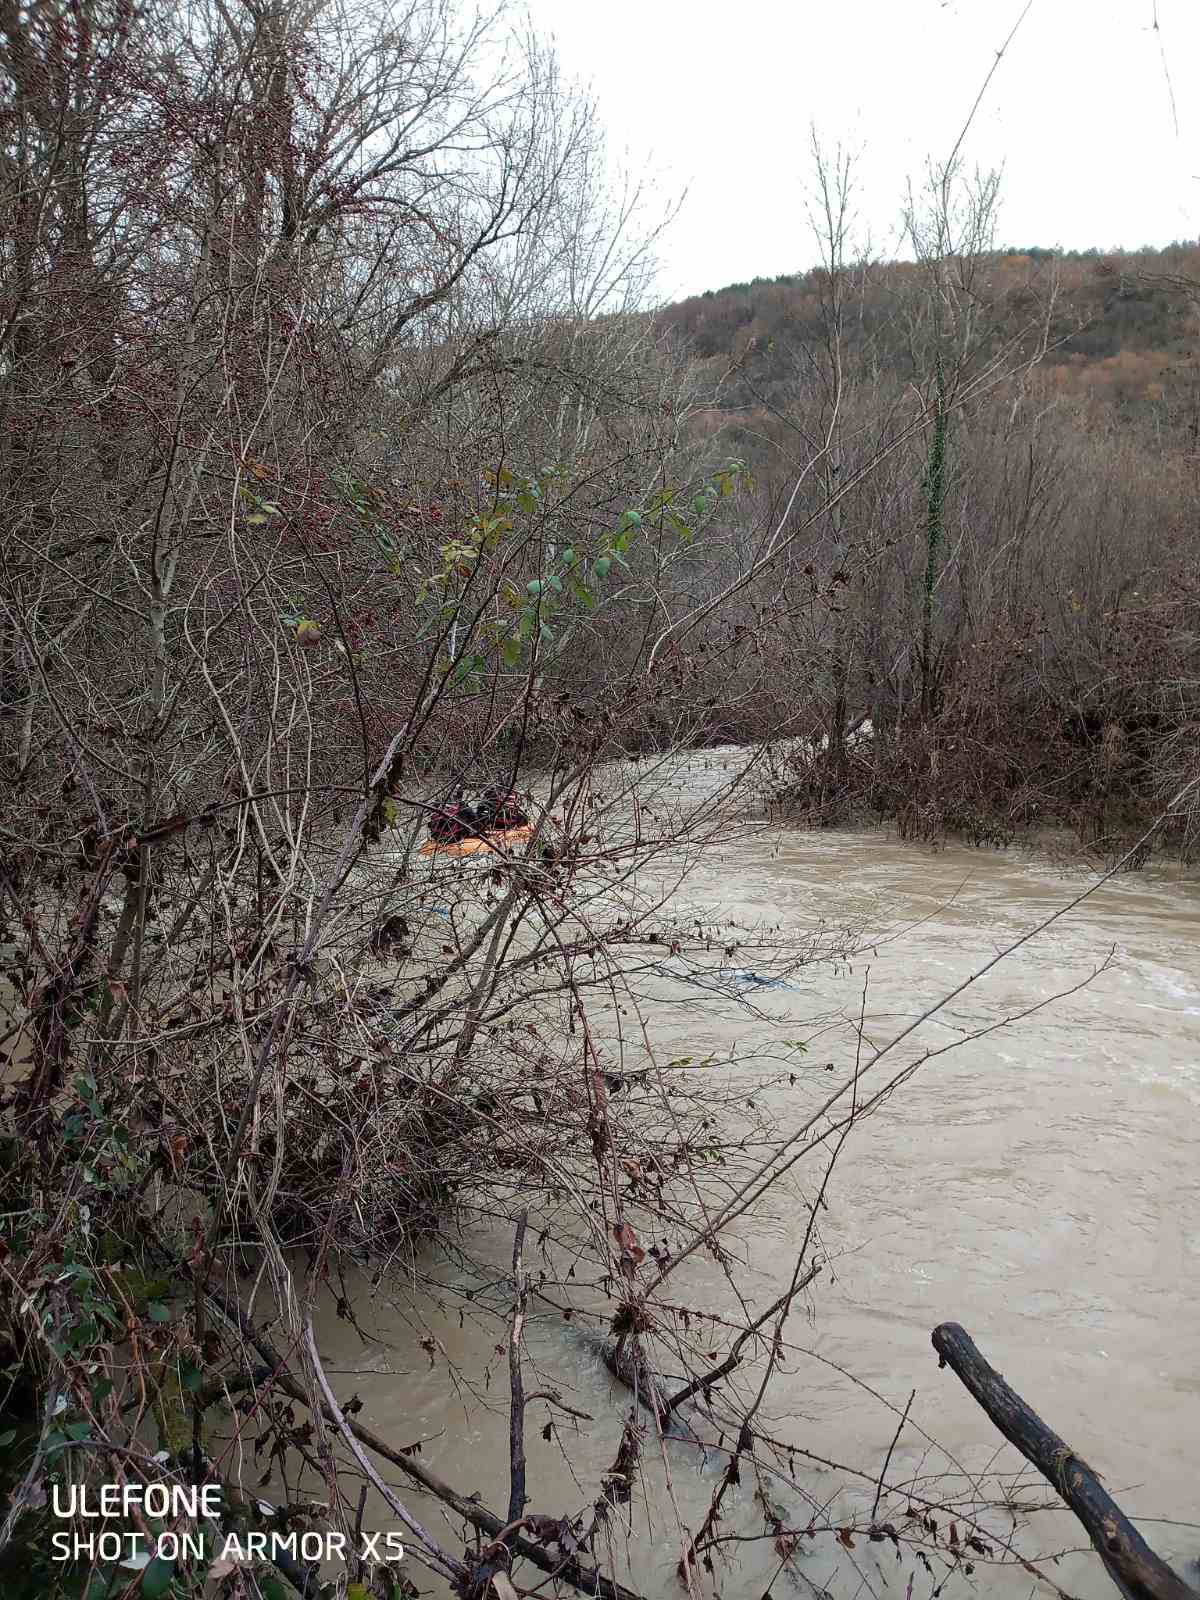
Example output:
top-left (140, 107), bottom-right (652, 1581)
top-left (419, 824), bottom-right (534, 859)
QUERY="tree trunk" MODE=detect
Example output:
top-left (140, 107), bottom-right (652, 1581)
top-left (920, 355), bottom-right (948, 721)
top-left (932, 1322), bottom-right (1199, 1600)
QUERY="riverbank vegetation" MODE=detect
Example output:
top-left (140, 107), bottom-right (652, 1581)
top-left (1, 1), bottom-right (1197, 1598)
top-left (655, 182), bottom-right (1200, 860)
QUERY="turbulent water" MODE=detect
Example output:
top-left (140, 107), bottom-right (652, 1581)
top-left (307, 749), bottom-right (1200, 1599)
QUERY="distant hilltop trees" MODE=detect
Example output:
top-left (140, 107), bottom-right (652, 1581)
top-left (658, 240), bottom-right (1200, 386)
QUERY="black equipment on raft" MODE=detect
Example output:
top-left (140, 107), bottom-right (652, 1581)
top-left (428, 794), bottom-right (476, 844)
top-left (475, 783), bottom-right (528, 831)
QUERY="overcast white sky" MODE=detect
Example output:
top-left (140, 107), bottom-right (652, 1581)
top-left (521, 0), bottom-right (1200, 301)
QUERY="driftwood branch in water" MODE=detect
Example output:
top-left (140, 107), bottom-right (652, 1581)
top-left (465, 1213), bottom-right (531, 1600)
top-left (932, 1322), bottom-right (1200, 1600)
top-left (665, 1259), bottom-right (822, 1416)
top-left (601, 1338), bottom-right (707, 1455)
top-left (507, 1211), bottom-right (529, 1527)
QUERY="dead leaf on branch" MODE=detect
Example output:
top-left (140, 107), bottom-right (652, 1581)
top-left (612, 1221), bottom-right (645, 1264)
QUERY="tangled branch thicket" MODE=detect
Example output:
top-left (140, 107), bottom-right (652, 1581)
top-left (2, 3), bottom-right (1189, 1600)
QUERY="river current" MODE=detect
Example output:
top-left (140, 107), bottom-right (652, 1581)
top-left (303, 748), bottom-right (1200, 1599)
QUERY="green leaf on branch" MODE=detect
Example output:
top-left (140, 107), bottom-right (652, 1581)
top-left (140, 1557), bottom-right (175, 1599)
top-left (450, 655), bottom-right (484, 686)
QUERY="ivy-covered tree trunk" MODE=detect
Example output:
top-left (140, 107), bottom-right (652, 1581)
top-left (920, 354), bottom-right (949, 721)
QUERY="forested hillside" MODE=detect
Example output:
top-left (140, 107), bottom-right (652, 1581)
top-left (659, 243), bottom-right (1200, 424)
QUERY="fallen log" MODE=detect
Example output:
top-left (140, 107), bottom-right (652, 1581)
top-left (932, 1321), bottom-right (1199, 1600)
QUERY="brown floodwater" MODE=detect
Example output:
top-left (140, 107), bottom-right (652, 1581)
top-left (283, 752), bottom-right (1200, 1596)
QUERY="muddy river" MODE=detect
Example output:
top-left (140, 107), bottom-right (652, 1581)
top-left (302, 751), bottom-right (1200, 1599)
